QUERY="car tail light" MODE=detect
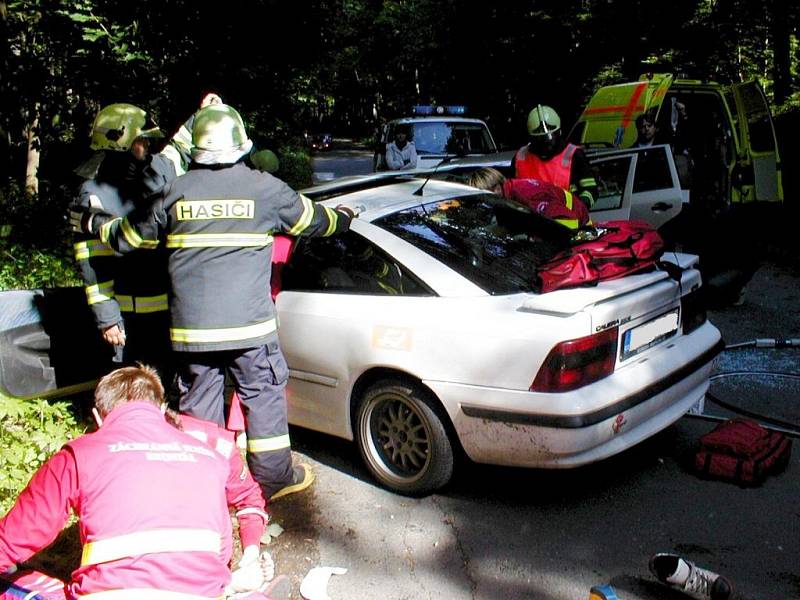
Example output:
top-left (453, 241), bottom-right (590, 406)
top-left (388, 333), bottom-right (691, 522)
top-left (681, 289), bottom-right (707, 335)
top-left (530, 327), bottom-right (618, 393)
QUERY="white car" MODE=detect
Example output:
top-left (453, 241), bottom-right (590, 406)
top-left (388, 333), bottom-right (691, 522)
top-left (1, 176), bottom-right (722, 495)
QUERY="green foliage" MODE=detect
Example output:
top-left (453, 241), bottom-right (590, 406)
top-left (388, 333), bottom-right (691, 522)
top-left (0, 397), bottom-right (87, 515)
top-left (0, 180), bottom-right (80, 290)
top-left (276, 145), bottom-right (314, 191)
top-left (0, 240), bottom-right (81, 290)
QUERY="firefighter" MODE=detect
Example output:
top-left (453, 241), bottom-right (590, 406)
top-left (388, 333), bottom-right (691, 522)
top-left (467, 167), bottom-right (591, 230)
top-left (513, 105), bottom-right (598, 211)
top-left (72, 103), bottom-right (172, 375)
top-left (0, 365), bottom-right (281, 600)
top-left (70, 104), bottom-right (355, 501)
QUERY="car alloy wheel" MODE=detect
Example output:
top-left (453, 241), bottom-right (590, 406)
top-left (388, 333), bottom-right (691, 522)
top-left (356, 379), bottom-right (453, 495)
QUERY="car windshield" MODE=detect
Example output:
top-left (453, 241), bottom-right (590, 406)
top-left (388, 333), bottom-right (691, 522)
top-left (374, 193), bottom-right (567, 294)
top-left (408, 122), bottom-right (495, 156)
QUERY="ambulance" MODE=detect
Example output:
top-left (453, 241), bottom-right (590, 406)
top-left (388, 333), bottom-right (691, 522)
top-left (569, 72), bottom-right (783, 206)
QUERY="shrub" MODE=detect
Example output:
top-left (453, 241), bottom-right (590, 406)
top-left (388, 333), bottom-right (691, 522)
top-left (0, 239), bottom-right (81, 290)
top-left (276, 145), bottom-right (314, 190)
top-left (0, 397), bottom-right (88, 514)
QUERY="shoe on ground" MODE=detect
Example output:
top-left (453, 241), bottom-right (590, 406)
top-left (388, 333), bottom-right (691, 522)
top-left (649, 553), bottom-right (732, 600)
top-left (270, 463), bottom-right (315, 501)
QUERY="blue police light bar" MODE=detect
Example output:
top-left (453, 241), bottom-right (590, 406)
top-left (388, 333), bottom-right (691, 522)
top-left (412, 105), bottom-right (467, 116)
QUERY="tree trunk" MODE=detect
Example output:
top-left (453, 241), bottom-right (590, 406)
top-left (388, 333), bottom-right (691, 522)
top-left (770, 0), bottom-right (790, 105)
top-left (24, 105), bottom-right (40, 197)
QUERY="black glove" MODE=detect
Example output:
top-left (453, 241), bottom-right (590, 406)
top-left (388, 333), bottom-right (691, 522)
top-left (69, 204), bottom-right (112, 235)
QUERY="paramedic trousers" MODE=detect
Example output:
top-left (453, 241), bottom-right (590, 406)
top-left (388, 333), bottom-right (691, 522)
top-left (176, 341), bottom-right (294, 496)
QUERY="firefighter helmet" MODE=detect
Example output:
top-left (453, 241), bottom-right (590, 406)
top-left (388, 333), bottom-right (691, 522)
top-left (191, 104), bottom-right (253, 165)
top-left (90, 103), bottom-right (163, 152)
top-left (191, 104), bottom-right (250, 152)
top-left (526, 105), bottom-right (561, 138)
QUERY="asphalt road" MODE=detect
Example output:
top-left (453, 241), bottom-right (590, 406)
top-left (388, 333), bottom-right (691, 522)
top-left (261, 153), bottom-right (800, 600)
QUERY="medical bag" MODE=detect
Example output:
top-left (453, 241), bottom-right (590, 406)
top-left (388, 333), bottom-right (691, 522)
top-left (693, 418), bottom-right (792, 486)
top-left (534, 220), bottom-right (665, 293)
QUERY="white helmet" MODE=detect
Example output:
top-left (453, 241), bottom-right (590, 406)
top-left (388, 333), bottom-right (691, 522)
top-left (191, 104), bottom-right (253, 165)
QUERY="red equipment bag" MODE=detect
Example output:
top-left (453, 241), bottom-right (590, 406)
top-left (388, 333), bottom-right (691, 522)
top-left (693, 418), bottom-right (792, 486)
top-left (534, 220), bottom-right (665, 293)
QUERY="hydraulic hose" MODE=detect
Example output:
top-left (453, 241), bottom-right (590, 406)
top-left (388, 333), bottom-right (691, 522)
top-left (724, 338), bottom-right (800, 350)
top-left (682, 336), bottom-right (800, 435)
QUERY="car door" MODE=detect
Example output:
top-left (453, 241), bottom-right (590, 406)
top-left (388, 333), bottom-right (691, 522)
top-left (730, 81), bottom-right (784, 202)
top-left (276, 227), bottom-right (433, 439)
top-left (589, 145), bottom-right (683, 228)
top-left (0, 287), bottom-right (110, 400)
top-left (571, 73), bottom-right (674, 148)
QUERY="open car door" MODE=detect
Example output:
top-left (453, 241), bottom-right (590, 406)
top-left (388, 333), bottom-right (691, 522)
top-left (730, 81), bottom-right (784, 203)
top-left (0, 288), bottom-right (110, 400)
top-left (571, 74), bottom-right (673, 149)
top-left (588, 145), bottom-right (683, 229)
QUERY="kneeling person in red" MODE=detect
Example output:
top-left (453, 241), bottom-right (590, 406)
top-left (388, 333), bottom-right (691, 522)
top-left (0, 365), bottom-right (279, 600)
top-left (467, 167), bottom-right (591, 230)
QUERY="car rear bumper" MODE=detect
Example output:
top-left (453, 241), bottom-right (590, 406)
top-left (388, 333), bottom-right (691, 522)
top-left (425, 322), bottom-right (723, 468)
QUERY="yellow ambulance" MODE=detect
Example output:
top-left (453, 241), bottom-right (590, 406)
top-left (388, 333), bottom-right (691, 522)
top-left (570, 72), bottom-right (783, 206)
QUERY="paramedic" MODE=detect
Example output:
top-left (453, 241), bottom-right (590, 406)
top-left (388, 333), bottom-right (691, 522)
top-left (513, 105), bottom-right (598, 211)
top-left (0, 365), bottom-right (276, 600)
top-left (468, 167), bottom-right (591, 230)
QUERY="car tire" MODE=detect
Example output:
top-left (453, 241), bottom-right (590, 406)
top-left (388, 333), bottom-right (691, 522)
top-left (355, 379), bottom-right (454, 495)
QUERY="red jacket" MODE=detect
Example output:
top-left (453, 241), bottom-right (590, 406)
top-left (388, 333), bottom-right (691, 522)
top-left (514, 143), bottom-right (578, 190)
top-left (0, 402), bottom-right (236, 599)
top-left (501, 178), bottom-right (591, 229)
top-left (179, 414), bottom-right (267, 549)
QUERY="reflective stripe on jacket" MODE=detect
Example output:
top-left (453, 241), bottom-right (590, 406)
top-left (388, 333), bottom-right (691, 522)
top-left (180, 414), bottom-right (268, 549)
top-left (73, 177), bottom-right (170, 330)
top-left (66, 403), bottom-right (232, 599)
top-left (99, 162), bottom-right (352, 352)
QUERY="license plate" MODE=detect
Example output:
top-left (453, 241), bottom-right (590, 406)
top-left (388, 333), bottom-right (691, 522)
top-left (621, 309), bottom-right (679, 359)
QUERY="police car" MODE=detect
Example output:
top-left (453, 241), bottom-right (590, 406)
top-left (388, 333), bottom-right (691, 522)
top-left (373, 105), bottom-right (505, 172)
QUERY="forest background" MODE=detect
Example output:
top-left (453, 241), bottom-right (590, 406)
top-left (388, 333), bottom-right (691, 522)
top-left (1, 0), bottom-right (799, 270)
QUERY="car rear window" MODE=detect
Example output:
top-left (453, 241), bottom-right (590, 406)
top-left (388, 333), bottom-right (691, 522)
top-left (374, 193), bottom-right (567, 294)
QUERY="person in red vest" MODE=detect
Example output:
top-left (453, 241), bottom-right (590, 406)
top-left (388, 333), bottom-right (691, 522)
top-left (467, 167), bottom-right (591, 230)
top-left (0, 365), bottom-right (286, 600)
top-left (512, 105), bottom-right (598, 211)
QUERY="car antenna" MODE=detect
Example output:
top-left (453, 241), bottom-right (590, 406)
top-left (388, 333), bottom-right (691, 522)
top-left (413, 155), bottom-right (454, 196)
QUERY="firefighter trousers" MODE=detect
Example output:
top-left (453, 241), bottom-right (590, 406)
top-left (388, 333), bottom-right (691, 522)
top-left (176, 342), bottom-right (294, 496)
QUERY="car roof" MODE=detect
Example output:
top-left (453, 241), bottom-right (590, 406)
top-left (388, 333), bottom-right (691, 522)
top-left (389, 116), bottom-right (487, 125)
top-left (307, 176), bottom-right (485, 221)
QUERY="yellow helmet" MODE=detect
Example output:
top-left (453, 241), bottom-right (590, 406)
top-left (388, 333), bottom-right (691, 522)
top-left (526, 105), bottom-right (561, 137)
top-left (90, 103), bottom-right (162, 151)
top-left (191, 104), bottom-right (250, 152)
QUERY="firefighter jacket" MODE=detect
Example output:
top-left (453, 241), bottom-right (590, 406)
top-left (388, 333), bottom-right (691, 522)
top-left (502, 178), bottom-right (591, 230)
top-left (514, 143), bottom-right (598, 209)
top-left (0, 402), bottom-right (233, 599)
top-left (73, 160), bottom-right (170, 331)
top-left (179, 414), bottom-right (268, 549)
top-left (98, 161), bottom-right (352, 352)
